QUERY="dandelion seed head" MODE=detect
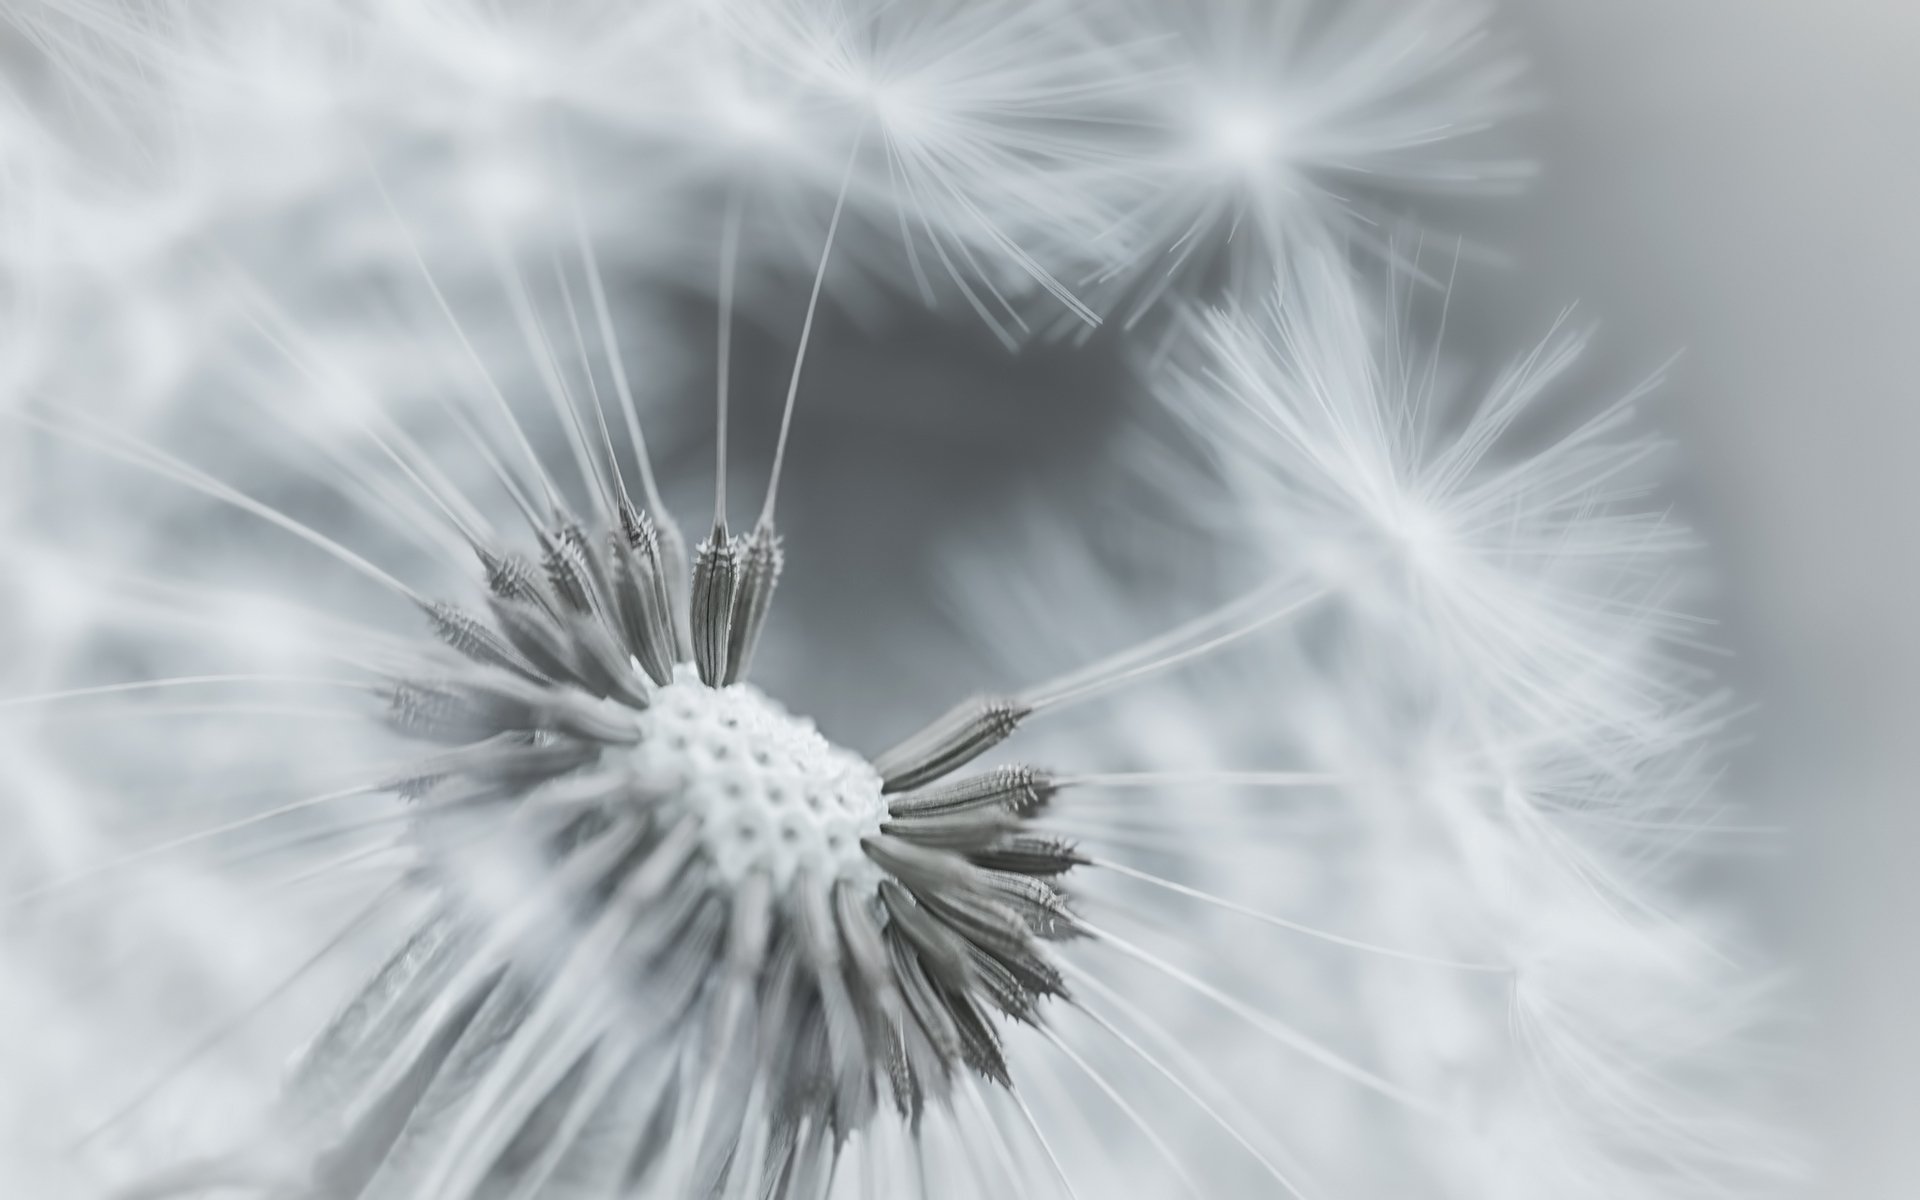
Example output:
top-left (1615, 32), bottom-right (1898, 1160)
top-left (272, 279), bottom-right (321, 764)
top-left (278, 474), bottom-right (1100, 1192)
top-left (631, 667), bottom-right (888, 891)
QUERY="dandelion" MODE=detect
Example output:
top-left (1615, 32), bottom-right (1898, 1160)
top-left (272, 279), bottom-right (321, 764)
top-left (0, 2), bottom-right (1797, 1199)
top-left (2, 236), bottom-right (1406, 1196)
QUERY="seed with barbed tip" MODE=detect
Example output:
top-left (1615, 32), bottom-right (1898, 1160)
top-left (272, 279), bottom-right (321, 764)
top-left (874, 695), bottom-right (1032, 793)
top-left (722, 522), bottom-right (783, 686)
top-left (690, 521), bottom-right (740, 686)
top-left (886, 764), bottom-right (1057, 818)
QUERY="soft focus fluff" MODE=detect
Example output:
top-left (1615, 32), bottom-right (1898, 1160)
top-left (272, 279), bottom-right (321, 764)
top-left (0, 2), bottom-right (1795, 1198)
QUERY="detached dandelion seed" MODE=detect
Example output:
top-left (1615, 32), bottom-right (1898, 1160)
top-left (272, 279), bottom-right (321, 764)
top-left (1073, 0), bottom-right (1530, 328)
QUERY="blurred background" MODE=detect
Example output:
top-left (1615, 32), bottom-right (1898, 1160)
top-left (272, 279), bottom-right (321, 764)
top-left (1497, 4), bottom-right (1920, 1196)
top-left (2, 2), bottom-right (1915, 1196)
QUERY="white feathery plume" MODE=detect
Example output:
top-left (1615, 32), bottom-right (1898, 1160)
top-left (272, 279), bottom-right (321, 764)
top-left (1071, 0), bottom-right (1528, 328)
top-left (1, 2), bottom-right (687, 455)
top-left (1162, 246), bottom-right (1703, 762)
top-left (0, 0), bottom-right (1122, 460)
top-left (675, 0), bottom-right (1129, 336)
top-left (925, 466), bottom-right (1792, 1196)
top-left (1123, 253), bottom-right (1795, 1195)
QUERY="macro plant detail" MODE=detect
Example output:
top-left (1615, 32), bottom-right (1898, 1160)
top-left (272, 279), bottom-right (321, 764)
top-left (191, 463), bottom-right (1094, 1195)
top-left (0, 1), bottom-right (1796, 1198)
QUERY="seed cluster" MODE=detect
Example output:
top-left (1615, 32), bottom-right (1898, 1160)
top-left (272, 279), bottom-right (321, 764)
top-left (633, 667), bottom-right (887, 891)
top-left (323, 499), bottom-right (1081, 1195)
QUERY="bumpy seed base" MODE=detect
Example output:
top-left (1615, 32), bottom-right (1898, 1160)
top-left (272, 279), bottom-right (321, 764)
top-left (628, 664), bottom-right (888, 890)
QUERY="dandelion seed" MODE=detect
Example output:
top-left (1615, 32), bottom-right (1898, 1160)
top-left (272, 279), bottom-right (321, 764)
top-left (679, 0), bottom-right (1134, 336)
top-left (1071, 0), bottom-right (1530, 328)
top-left (1161, 246), bottom-right (1698, 755)
top-left (2, 343), bottom-right (1382, 1196)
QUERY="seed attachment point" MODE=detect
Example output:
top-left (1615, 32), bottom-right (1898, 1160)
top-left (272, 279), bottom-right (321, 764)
top-left (874, 696), bottom-right (1031, 794)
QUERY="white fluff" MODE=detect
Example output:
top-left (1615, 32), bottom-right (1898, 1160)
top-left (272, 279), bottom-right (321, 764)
top-left (0, 3), bottom-right (1795, 1198)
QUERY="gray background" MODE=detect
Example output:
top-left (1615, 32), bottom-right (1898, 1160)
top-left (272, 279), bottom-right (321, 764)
top-left (1502, 4), bottom-right (1918, 1196)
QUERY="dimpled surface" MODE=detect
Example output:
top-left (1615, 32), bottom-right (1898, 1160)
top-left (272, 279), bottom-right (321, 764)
top-left (629, 665), bottom-right (888, 890)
